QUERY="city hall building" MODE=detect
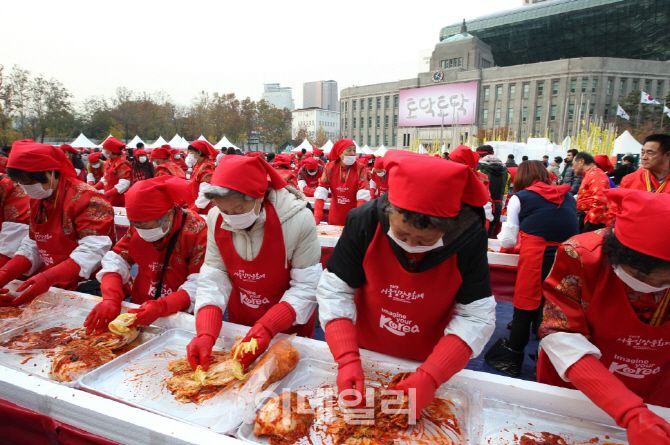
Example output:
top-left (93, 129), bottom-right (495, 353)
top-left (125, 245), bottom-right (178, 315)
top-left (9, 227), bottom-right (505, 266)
top-left (339, 0), bottom-right (670, 149)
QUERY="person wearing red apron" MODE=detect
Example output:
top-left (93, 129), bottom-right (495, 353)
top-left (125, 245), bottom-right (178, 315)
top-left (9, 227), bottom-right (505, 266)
top-left (60, 145), bottom-right (87, 182)
top-left (369, 157), bottom-right (389, 199)
top-left (485, 161), bottom-right (579, 377)
top-left (93, 137), bottom-right (133, 207)
top-left (131, 148), bottom-right (155, 182)
top-left (86, 152), bottom-right (106, 185)
top-left (151, 146), bottom-right (186, 179)
top-left (171, 149), bottom-right (188, 173)
top-left (84, 176), bottom-right (206, 335)
top-left (187, 140), bottom-right (217, 216)
top-left (316, 151), bottom-right (495, 419)
top-left (297, 157), bottom-right (324, 197)
top-left (313, 140), bottom-right (370, 225)
top-left (537, 189), bottom-right (670, 445)
top-left (273, 154), bottom-right (298, 188)
top-left (0, 141), bottom-right (115, 307)
top-left (0, 173), bottom-right (31, 268)
top-left (187, 155), bottom-right (322, 372)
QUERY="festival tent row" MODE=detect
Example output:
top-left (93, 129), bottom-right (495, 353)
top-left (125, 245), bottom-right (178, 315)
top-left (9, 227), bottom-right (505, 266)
top-left (69, 133), bottom-right (98, 149)
top-left (214, 135), bottom-right (239, 151)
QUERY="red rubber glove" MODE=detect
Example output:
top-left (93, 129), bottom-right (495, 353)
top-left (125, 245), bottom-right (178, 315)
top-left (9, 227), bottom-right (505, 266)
top-left (128, 289), bottom-right (191, 327)
top-left (84, 272), bottom-right (124, 335)
top-left (94, 181), bottom-right (104, 190)
top-left (567, 354), bottom-right (670, 445)
top-left (325, 318), bottom-right (364, 403)
top-left (0, 255), bottom-right (32, 290)
top-left (103, 187), bottom-right (118, 201)
top-left (314, 199), bottom-right (325, 224)
top-left (393, 335), bottom-right (471, 419)
top-left (356, 199), bottom-right (366, 207)
top-left (0, 253), bottom-right (10, 269)
top-left (303, 187), bottom-right (315, 197)
top-left (187, 305), bottom-right (223, 371)
top-left (236, 302), bottom-right (296, 368)
top-left (11, 258), bottom-right (81, 307)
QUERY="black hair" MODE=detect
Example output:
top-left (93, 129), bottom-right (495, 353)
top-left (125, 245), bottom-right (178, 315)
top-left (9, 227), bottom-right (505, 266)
top-left (522, 156), bottom-right (528, 161)
top-left (574, 151), bottom-right (595, 165)
top-left (301, 148), bottom-right (307, 154)
top-left (1, 146), bottom-right (11, 153)
top-left (187, 144), bottom-right (203, 157)
top-left (381, 200), bottom-right (451, 232)
top-left (71, 153), bottom-right (85, 170)
top-left (554, 156), bottom-right (563, 164)
top-left (622, 155), bottom-right (635, 163)
top-left (567, 148), bottom-right (579, 157)
top-left (235, 149), bottom-right (242, 155)
top-left (7, 168), bottom-right (61, 184)
top-left (225, 147), bottom-right (236, 155)
top-left (542, 155), bottom-right (549, 159)
top-left (603, 230), bottom-right (670, 275)
top-left (136, 142), bottom-right (144, 149)
top-left (507, 154), bottom-right (514, 160)
top-left (643, 134), bottom-right (670, 155)
top-left (266, 153), bottom-right (275, 162)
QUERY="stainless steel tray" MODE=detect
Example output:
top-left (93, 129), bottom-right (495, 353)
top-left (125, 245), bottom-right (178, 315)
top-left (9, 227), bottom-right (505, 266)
top-left (79, 328), bottom-right (269, 435)
top-left (0, 306), bottom-right (164, 386)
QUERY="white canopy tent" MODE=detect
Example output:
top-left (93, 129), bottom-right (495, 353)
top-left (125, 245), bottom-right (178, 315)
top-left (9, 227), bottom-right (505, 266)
top-left (374, 145), bottom-right (388, 157)
top-left (126, 135), bottom-right (146, 149)
top-left (69, 133), bottom-right (98, 150)
top-left (167, 134), bottom-right (189, 150)
top-left (320, 139), bottom-right (333, 153)
top-left (612, 130), bottom-right (642, 155)
top-left (291, 139), bottom-right (313, 153)
top-left (214, 135), bottom-right (239, 151)
top-left (97, 134), bottom-right (115, 148)
top-left (361, 145), bottom-right (374, 155)
top-left (149, 136), bottom-right (169, 149)
top-left (197, 135), bottom-right (210, 143)
top-left (417, 143), bottom-right (428, 154)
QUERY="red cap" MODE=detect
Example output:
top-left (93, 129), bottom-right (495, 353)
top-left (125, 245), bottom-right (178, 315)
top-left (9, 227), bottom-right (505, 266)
top-left (384, 150), bottom-right (489, 218)
top-left (59, 144), bottom-right (76, 154)
top-left (449, 145), bottom-right (479, 169)
top-left (374, 157), bottom-right (385, 169)
top-left (8, 140), bottom-right (77, 178)
top-left (211, 155), bottom-right (287, 198)
top-left (134, 149), bottom-right (148, 156)
top-left (304, 158), bottom-right (319, 169)
top-left (125, 176), bottom-right (196, 222)
top-left (594, 155), bottom-right (614, 174)
top-left (274, 154), bottom-right (292, 168)
top-left (102, 137), bottom-right (126, 153)
top-left (313, 147), bottom-right (323, 156)
top-left (190, 140), bottom-right (216, 158)
top-left (328, 139), bottom-right (355, 161)
top-left (304, 152), bottom-right (313, 158)
top-left (607, 189), bottom-right (670, 261)
top-left (88, 152), bottom-right (102, 163)
top-left (150, 146), bottom-right (171, 160)
top-left (248, 152), bottom-right (263, 158)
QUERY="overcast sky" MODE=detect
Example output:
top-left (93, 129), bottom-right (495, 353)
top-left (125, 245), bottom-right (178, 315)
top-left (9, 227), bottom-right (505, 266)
top-left (2, 0), bottom-right (519, 109)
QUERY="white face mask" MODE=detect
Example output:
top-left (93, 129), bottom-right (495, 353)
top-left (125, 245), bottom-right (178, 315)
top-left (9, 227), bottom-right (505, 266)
top-left (102, 150), bottom-right (111, 157)
top-left (222, 200), bottom-right (260, 229)
top-left (342, 156), bottom-right (357, 166)
top-left (21, 174), bottom-right (54, 200)
top-left (377, 171), bottom-right (386, 177)
top-left (387, 228), bottom-right (443, 254)
top-left (138, 156), bottom-right (147, 164)
top-left (186, 153), bottom-right (196, 165)
top-left (91, 163), bottom-right (100, 168)
top-left (136, 225), bottom-right (168, 242)
top-left (174, 154), bottom-right (181, 159)
top-left (152, 161), bottom-right (158, 168)
top-left (613, 265), bottom-right (670, 293)
top-left (307, 170), bottom-right (317, 176)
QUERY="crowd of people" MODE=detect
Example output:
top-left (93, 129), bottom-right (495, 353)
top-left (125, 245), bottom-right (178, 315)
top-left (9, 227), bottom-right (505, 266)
top-left (0, 133), bottom-right (668, 444)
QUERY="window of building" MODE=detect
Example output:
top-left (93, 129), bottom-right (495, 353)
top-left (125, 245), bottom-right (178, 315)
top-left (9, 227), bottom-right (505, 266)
top-left (385, 96), bottom-right (389, 108)
top-left (508, 107), bottom-right (514, 124)
top-left (644, 80), bottom-right (651, 93)
top-left (570, 78), bottom-right (577, 94)
top-left (368, 135), bottom-right (371, 145)
top-left (523, 83), bottom-right (530, 99)
top-left (550, 105), bottom-right (557, 121)
top-left (393, 135), bottom-right (398, 146)
top-left (580, 106), bottom-right (585, 120)
top-left (360, 117), bottom-right (364, 128)
top-left (385, 134), bottom-right (389, 145)
top-left (496, 86), bottom-right (502, 100)
top-left (509, 85), bottom-right (515, 99)
top-left (620, 79), bottom-right (627, 96)
top-left (360, 99), bottom-right (364, 109)
top-left (592, 78), bottom-right (598, 93)
top-left (483, 87), bottom-right (490, 102)
top-left (590, 104), bottom-right (595, 117)
top-left (538, 81), bottom-right (544, 97)
top-left (495, 108), bottom-right (500, 124)
top-left (459, 57), bottom-right (463, 67)
top-left (394, 96), bottom-right (399, 108)
top-left (344, 118), bottom-right (348, 129)
top-left (368, 116), bottom-right (372, 128)
top-left (607, 79), bottom-right (613, 95)
top-left (385, 115), bottom-right (389, 128)
top-left (568, 104), bottom-right (575, 120)
top-left (522, 107), bottom-right (527, 123)
top-left (604, 103), bottom-right (610, 118)
top-left (482, 109), bottom-right (488, 126)
top-left (376, 135), bottom-right (380, 146)
top-left (353, 118), bottom-right (356, 129)
top-left (535, 106), bottom-right (542, 122)
top-left (632, 79), bottom-right (639, 91)
top-left (353, 101), bottom-right (357, 111)
top-left (344, 102), bottom-right (348, 112)
top-left (376, 97), bottom-right (381, 109)
top-left (552, 80), bottom-right (559, 95)
top-left (376, 116), bottom-right (380, 128)
top-left (550, 129), bottom-right (555, 141)
top-left (582, 78), bottom-right (588, 93)
top-left (657, 82), bottom-right (664, 99)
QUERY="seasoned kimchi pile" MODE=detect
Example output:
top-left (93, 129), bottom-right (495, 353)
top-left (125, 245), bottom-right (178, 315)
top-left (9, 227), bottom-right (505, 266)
top-left (254, 391), bottom-right (314, 445)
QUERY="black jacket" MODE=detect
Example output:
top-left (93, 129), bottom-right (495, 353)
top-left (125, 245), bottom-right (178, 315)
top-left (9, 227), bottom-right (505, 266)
top-left (609, 163), bottom-right (637, 186)
top-left (326, 195), bottom-right (492, 305)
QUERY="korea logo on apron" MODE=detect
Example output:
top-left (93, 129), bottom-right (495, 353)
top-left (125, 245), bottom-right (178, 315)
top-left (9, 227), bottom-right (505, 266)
top-left (379, 308), bottom-right (420, 336)
top-left (239, 288), bottom-right (270, 308)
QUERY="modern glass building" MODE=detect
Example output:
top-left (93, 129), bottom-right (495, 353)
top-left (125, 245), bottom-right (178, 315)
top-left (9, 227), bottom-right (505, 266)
top-left (440, 0), bottom-right (670, 67)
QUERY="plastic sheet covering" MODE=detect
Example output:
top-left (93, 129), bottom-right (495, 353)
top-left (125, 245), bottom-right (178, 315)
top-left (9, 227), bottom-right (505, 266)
top-left (79, 329), bottom-right (300, 435)
top-left (237, 357), bottom-right (479, 445)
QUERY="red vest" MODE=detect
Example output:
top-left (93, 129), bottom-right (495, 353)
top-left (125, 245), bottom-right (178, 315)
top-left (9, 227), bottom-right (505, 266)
top-left (355, 225), bottom-right (462, 361)
top-left (88, 163), bottom-right (104, 184)
top-left (328, 164), bottom-right (360, 226)
top-left (537, 255), bottom-right (670, 407)
top-left (371, 172), bottom-right (389, 198)
top-left (513, 232), bottom-right (561, 311)
top-left (214, 200), bottom-right (315, 337)
top-left (127, 210), bottom-right (190, 305)
top-left (103, 156), bottom-right (128, 207)
top-left (30, 177), bottom-right (83, 290)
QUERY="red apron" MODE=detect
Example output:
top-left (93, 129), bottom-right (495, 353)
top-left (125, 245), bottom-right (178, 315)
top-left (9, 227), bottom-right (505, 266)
top-left (215, 200), bottom-right (316, 338)
top-left (371, 173), bottom-right (389, 198)
top-left (328, 164), bottom-right (359, 226)
top-left (127, 210), bottom-right (189, 305)
top-left (190, 161), bottom-right (214, 215)
top-left (88, 163), bottom-right (104, 184)
top-left (102, 157), bottom-right (126, 207)
top-left (76, 169), bottom-right (86, 183)
top-left (537, 260), bottom-right (670, 407)
top-left (30, 179), bottom-right (82, 291)
top-left (513, 231), bottom-right (561, 311)
top-left (355, 225), bottom-right (462, 361)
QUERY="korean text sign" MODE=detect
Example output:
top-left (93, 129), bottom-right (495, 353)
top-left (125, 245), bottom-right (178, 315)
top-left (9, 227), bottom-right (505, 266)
top-left (399, 82), bottom-right (478, 127)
